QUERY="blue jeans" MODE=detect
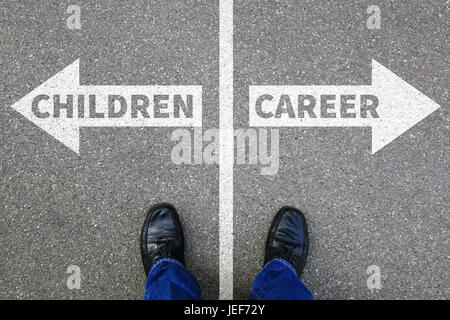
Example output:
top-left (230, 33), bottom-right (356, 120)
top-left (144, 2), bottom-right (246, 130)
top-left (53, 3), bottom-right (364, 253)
top-left (144, 258), bottom-right (313, 300)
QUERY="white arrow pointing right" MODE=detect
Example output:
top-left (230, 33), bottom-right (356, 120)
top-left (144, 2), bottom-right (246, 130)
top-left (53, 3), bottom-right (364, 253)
top-left (249, 59), bottom-right (441, 154)
top-left (370, 59), bottom-right (441, 153)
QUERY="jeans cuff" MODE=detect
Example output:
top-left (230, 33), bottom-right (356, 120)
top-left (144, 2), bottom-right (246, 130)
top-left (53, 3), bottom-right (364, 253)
top-left (148, 258), bottom-right (184, 276)
top-left (263, 258), bottom-right (299, 279)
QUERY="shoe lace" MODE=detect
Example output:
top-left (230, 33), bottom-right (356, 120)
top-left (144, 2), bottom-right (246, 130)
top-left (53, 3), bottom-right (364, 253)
top-left (156, 238), bottom-right (176, 258)
top-left (273, 241), bottom-right (301, 262)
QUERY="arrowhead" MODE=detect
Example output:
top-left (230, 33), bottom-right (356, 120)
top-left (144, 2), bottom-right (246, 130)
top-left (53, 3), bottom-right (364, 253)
top-left (370, 59), bottom-right (440, 154)
top-left (10, 59), bottom-right (80, 153)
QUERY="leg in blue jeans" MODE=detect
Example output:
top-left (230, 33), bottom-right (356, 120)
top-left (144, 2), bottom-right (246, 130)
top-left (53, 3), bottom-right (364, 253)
top-left (250, 258), bottom-right (314, 300)
top-left (144, 258), bottom-right (312, 300)
top-left (144, 258), bottom-right (202, 300)
top-left (142, 204), bottom-right (312, 300)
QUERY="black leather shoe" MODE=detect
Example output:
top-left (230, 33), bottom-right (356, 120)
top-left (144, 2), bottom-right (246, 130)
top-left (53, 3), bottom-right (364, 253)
top-left (140, 203), bottom-right (185, 276)
top-left (264, 206), bottom-right (309, 279)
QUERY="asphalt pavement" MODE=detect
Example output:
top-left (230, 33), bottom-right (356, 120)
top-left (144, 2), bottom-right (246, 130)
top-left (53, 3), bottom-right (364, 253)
top-left (0, 0), bottom-right (448, 299)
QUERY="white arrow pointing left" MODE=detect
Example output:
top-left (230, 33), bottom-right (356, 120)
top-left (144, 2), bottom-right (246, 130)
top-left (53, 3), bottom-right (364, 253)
top-left (11, 59), bottom-right (202, 154)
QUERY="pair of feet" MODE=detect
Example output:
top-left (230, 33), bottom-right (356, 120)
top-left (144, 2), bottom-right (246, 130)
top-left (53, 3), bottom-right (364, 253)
top-left (140, 204), bottom-right (309, 279)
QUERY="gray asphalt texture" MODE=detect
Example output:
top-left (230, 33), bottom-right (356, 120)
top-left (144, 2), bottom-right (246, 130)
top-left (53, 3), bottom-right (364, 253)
top-left (0, 0), bottom-right (449, 300)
